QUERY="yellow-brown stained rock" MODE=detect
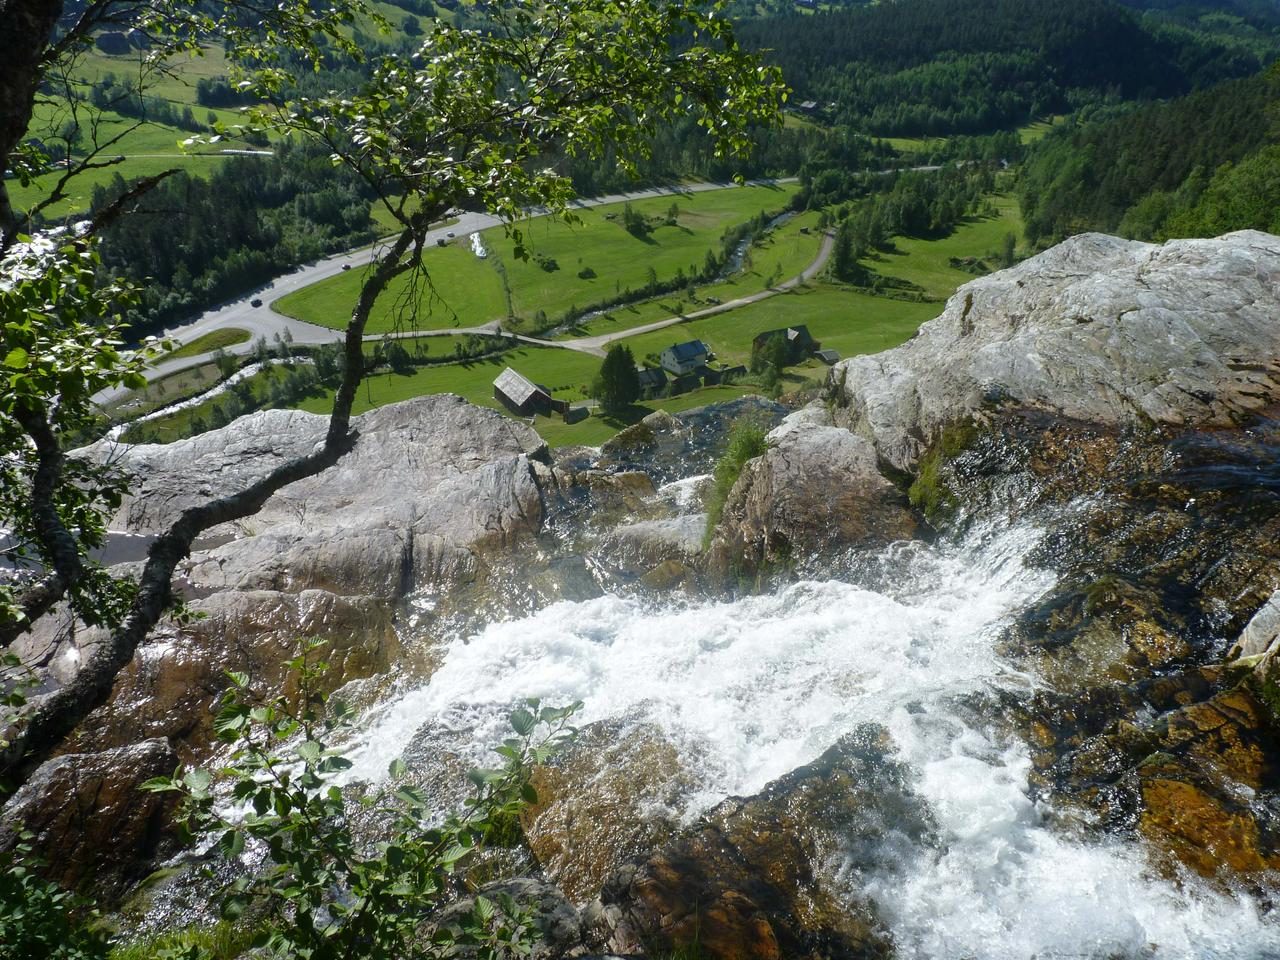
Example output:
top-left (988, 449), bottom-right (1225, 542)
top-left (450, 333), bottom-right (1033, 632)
top-left (1126, 619), bottom-right (1191, 667)
top-left (1139, 775), bottom-right (1279, 875)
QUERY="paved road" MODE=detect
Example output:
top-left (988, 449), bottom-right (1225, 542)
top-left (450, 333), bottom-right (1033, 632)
top-left (100, 178), bottom-right (799, 405)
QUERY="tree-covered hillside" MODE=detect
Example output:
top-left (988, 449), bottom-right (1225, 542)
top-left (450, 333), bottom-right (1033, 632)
top-left (737, 0), bottom-right (1270, 135)
top-left (1018, 67), bottom-right (1279, 241)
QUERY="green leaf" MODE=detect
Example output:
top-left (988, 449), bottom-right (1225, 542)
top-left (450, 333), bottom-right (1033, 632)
top-left (3, 348), bottom-right (28, 370)
top-left (388, 757), bottom-right (407, 779)
top-left (509, 707), bottom-right (536, 736)
top-left (182, 767), bottom-right (212, 795)
top-left (220, 828), bottom-right (245, 858)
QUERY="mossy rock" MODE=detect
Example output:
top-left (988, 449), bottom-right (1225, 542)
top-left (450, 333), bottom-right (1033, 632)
top-left (907, 420), bottom-right (980, 524)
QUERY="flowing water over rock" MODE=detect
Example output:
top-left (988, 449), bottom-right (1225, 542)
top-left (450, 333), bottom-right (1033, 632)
top-left (340, 499), bottom-right (1280, 958)
top-left (13, 232), bottom-right (1279, 956)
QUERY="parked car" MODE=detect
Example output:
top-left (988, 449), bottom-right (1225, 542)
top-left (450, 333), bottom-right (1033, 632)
top-left (251, 298), bottom-right (263, 308)
top-left (342, 263), bottom-right (351, 270)
top-left (446, 231), bottom-right (456, 238)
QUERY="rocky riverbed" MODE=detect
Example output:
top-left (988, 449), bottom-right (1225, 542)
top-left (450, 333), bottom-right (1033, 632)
top-left (5, 230), bottom-right (1280, 957)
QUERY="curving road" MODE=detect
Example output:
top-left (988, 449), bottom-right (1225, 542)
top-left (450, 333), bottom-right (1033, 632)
top-left (99, 178), bottom-right (800, 406)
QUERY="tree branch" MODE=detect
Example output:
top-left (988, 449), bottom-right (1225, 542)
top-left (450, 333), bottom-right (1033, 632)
top-left (0, 211), bottom-right (436, 795)
top-left (0, 405), bottom-right (82, 649)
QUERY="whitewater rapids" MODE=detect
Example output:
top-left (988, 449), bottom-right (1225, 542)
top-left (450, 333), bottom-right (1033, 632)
top-left (342, 515), bottom-right (1280, 959)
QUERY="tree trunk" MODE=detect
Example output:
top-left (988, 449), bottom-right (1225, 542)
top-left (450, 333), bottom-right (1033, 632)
top-left (0, 0), bottom-right (65, 244)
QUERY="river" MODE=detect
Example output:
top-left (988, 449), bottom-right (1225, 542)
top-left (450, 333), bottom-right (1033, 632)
top-left (337, 493), bottom-right (1280, 958)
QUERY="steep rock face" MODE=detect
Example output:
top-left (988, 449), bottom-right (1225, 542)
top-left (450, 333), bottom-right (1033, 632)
top-left (0, 739), bottom-right (178, 902)
top-left (710, 406), bottom-right (918, 571)
top-left (828, 230), bottom-right (1280, 474)
top-left (65, 589), bottom-right (402, 757)
top-left (11, 397), bottom-right (555, 892)
top-left (102, 395), bottom-right (550, 597)
top-left (712, 230), bottom-right (1280, 569)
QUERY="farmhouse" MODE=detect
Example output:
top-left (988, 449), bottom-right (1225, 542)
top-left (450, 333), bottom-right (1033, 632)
top-left (752, 325), bottom-right (819, 363)
top-left (636, 365), bottom-right (669, 393)
top-left (493, 367), bottom-right (553, 416)
top-left (660, 339), bottom-right (711, 376)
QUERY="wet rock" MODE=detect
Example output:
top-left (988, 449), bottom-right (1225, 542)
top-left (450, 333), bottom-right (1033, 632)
top-left (1231, 590), bottom-right (1280, 660)
top-left (598, 516), bottom-right (704, 581)
top-left (64, 589), bottom-right (401, 758)
top-left (0, 739), bottom-right (178, 899)
top-left (570, 471), bottom-right (659, 527)
top-left (598, 398), bottom-right (787, 487)
top-left (595, 728), bottom-right (923, 960)
top-left (600, 411), bottom-right (686, 457)
top-left (522, 722), bottom-right (695, 903)
top-left (709, 406), bottom-right (917, 574)
top-left (92, 396), bottom-right (550, 600)
top-left (1135, 751), bottom-right (1280, 876)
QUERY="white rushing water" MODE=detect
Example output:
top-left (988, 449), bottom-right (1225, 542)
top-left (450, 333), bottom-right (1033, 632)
top-left (342, 515), bottom-right (1280, 959)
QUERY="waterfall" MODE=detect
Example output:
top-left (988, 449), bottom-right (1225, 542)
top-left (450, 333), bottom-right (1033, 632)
top-left (340, 511), bottom-right (1280, 959)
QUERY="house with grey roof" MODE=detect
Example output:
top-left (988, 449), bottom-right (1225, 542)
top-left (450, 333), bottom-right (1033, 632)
top-left (493, 367), bottom-right (553, 416)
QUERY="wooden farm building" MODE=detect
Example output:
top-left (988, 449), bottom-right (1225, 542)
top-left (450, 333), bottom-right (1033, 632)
top-left (636, 365), bottom-right (669, 393)
top-left (493, 367), bottom-right (560, 416)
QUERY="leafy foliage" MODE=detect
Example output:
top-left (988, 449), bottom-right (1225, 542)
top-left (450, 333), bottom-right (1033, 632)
top-left (0, 838), bottom-right (110, 960)
top-left (704, 419), bottom-right (770, 541)
top-left (142, 648), bottom-right (580, 960)
top-left (244, 0), bottom-right (785, 244)
top-left (0, 231), bottom-right (167, 634)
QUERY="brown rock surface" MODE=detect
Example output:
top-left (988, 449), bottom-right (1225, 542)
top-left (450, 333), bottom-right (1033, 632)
top-left (0, 739), bottom-right (178, 900)
top-left (596, 728), bottom-right (920, 960)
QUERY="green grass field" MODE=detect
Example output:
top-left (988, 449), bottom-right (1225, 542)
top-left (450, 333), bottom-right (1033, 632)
top-left (166, 328), bottom-right (251, 360)
top-left (557, 210), bottom-right (824, 340)
top-left (861, 194), bottom-right (1023, 299)
top-left (274, 240), bottom-right (512, 333)
top-left (616, 282), bottom-right (938, 367)
top-left (11, 44), bottom-right (269, 218)
top-left (274, 183), bottom-right (801, 335)
top-left (1018, 115), bottom-right (1067, 144)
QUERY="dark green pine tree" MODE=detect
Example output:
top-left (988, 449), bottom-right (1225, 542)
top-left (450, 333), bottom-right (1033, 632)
top-left (595, 344), bottom-right (641, 413)
top-left (832, 219), bottom-right (857, 281)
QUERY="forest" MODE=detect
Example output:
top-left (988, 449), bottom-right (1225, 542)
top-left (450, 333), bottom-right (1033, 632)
top-left (1018, 67), bottom-right (1280, 242)
top-left (89, 141), bottom-right (379, 336)
top-left (735, 0), bottom-right (1271, 135)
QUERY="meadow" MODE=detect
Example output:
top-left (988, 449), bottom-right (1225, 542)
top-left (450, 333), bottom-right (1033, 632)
top-left (861, 194), bottom-right (1024, 299)
top-left (11, 44), bottom-right (264, 219)
top-left (273, 183), bottom-right (802, 335)
top-left (557, 209), bottom-right (825, 340)
top-left (123, 192), bottom-right (1021, 449)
